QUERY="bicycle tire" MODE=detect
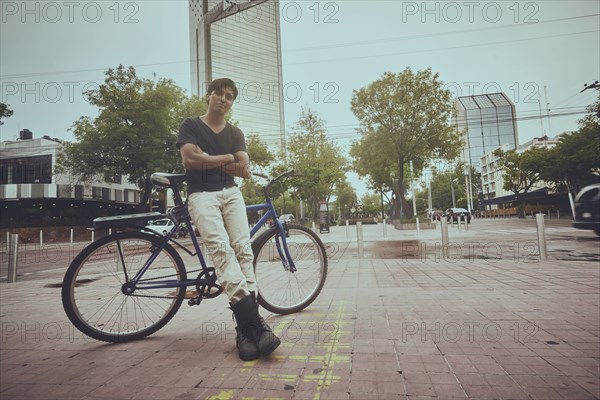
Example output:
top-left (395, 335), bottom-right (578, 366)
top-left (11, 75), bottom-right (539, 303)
top-left (253, 224), bottom-right (327, 314)
top-left (62, 231), bottom-right (187, 343)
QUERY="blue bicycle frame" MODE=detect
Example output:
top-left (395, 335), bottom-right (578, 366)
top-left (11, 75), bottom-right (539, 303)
top-left (128, 176), bottom-right (297, 293)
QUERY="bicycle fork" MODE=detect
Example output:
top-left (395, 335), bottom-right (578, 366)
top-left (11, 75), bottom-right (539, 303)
top-left (274, 231), bottom-right (297, 273)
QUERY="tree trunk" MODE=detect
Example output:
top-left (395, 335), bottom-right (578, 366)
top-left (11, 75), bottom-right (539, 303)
top-left (516, 194), bottom-right (526, 218)
top-left (400, 195), bottom-right (412, 218)
top-left (138, 177), bottom-right (153, 213)
top-left (392, 160), bottom-right (415, 218)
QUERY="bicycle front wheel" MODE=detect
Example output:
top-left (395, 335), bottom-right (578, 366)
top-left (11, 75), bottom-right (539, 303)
top-left (253, 224), bottom-right (327, 314)
top-left (62, 231), bottom-right (187, 343)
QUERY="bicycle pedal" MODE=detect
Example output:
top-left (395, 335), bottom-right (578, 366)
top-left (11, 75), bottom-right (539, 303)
top-left (188, 296), bottom-right (202, 306)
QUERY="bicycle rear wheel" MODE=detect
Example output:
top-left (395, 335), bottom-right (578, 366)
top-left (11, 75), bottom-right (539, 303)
top-left (62, 231), bottom-right (187, 343)
top-left (253, 224), bottom-right (327, 314)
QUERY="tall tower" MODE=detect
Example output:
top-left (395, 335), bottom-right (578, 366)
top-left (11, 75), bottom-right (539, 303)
top-left (189, 0), bottom-right (286, 152)
top-left (453, 92), bottom-right (519, 171)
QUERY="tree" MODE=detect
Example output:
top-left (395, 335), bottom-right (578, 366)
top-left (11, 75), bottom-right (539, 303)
top-left (240, 133), bottom-right (275, 212)
top-left (360, 192), bottom-right (381, 217)
top-left (427, 163), bottom-right (482, 212)
top-left (350, 126), bottom-right (397, 211)
top-left (494, 146), bottom-right (549, 218)
top-left (350, 68), bottom-right (462, 219)
top-left (287, 107), bottom-right (348, 220)
top-left (55, 65), bottom-right (206, 209)
top-left (331, 178), bottom-right (357, 221)
top-left (246, 133), bottom-right (275, 171)
top-left (0, 102), bottom-right (13, 125)
top-left (540, 95), bottom-right (600, 194)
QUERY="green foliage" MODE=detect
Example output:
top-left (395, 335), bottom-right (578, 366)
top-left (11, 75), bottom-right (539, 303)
top-left (329, 178), bottom-right (357, 220)
top-left (240, 177), bottom-right (266, 223)
top-left (246, 133), bottom-right (275, 170)
top-left (350, 67), bottom-right (462, 218)
top-left (428, 163), bottom-right (480, 211)
top-left (241, 133), bottom-right (276, 219)
top-left (360, 192), bottom-right (382, 217)
top-left (0, 102), bottom-right (14, 125)
top-left (55, 65), bottom-right (206, 190)
top-left (540, 95), bottom-right (600, 193)
top-left (494, 146), bottom-right (549, 217)
top-left (286, 107), bottom-right (348, 219)
top-left (495, 147), bottom-right (548, 195)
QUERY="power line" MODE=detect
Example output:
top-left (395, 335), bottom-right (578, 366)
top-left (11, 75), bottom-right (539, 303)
top-left (285, 29), bottom-right (600, 67)
top-left (287, 14), bottom-right (600, 53)
top-left (2, 14), bottom-right (598, 80)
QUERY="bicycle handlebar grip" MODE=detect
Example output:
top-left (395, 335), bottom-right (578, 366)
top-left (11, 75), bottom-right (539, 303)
top-left (251, 172), bottom-right (269, 179)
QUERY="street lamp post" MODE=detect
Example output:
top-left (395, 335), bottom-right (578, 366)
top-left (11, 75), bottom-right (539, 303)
top-left (451, 178), bottom-right (457, 208)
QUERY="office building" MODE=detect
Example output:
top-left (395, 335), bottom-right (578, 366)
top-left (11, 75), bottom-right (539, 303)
top-left (189, 0), bottom-right (286, 151)
top-left (454, 93), bottom-right (519, 171)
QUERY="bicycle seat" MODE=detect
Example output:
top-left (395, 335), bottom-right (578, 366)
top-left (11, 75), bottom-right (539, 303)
top-left (151, 173), bottom-right (187, 188)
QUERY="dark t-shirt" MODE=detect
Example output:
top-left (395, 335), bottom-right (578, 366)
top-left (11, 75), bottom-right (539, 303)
top-left (176, 117), bottom-right (246, 193)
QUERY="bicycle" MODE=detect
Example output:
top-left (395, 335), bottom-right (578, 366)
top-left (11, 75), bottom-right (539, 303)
top-left (61, 171), bottom-right (328, 343)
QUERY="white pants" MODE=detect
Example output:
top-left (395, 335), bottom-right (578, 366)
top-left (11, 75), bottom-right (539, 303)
top-left (188, 187), bottom-right (256, 304)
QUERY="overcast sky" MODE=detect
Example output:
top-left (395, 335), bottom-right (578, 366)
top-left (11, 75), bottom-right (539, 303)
top-left (1, 0), bottom-right (598, 193)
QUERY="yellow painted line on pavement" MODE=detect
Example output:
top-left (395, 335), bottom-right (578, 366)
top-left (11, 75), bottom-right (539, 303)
top-left (235, 301), bottom-right (352, 400)
top-left (206, 390), bottom-right (235, 400)
top-left (312, 302), bottom-right (349, 400)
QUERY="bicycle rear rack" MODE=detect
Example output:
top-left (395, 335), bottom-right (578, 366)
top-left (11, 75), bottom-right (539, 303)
top-left (93, 212), bottom-right (165, 230)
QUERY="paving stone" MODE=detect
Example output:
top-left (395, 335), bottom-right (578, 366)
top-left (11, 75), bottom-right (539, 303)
top-left (1, 222), bottom-right (598, 399)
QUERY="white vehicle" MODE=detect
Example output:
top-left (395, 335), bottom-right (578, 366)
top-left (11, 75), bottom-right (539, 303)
top-left (144, 219), bottom-right (176, 236)
top-left (278, 214), bottom-right (295, 224)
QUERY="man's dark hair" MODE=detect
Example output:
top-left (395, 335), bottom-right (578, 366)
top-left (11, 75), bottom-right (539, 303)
top-left (206, 78), bottom-right (238, 101)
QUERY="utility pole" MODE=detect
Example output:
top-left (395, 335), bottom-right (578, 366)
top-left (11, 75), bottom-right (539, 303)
top-left (427, 179), bottom-right (433, 216)
top-left (580, 80), bottom-right (599, 92)
top-left (451, 178), bottom-right (457, 208)
top-left (544, 86), bottom-right (552, 136)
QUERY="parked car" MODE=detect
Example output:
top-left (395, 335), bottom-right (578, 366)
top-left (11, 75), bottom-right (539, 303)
top-left (144, 219), bottom-right (185, 237)
top-left (444, 208), bottom-right (471, 224)
top-left (572, 183), bottom-right (600, 236)
top-left (278, 214), bottom-right (295, 224)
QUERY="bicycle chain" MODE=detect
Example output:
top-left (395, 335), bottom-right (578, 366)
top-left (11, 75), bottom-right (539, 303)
top-left (126, 268), bottom-right (211, 300)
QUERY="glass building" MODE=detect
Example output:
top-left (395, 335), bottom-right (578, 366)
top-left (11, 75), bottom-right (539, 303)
top-left (453, 93), bottom-right (519, 170)
top-left (189, 0), bottom-right (286, 152)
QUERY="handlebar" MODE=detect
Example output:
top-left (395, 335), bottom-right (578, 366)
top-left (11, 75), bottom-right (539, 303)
top-left (147, 170), bottom-right (299, 204)
top-left (251, 172), bottom-right (269, 179)
top-left (265, 171), bottom-right (298, 196)
top-left (252, 170), bottom-right (299, 199)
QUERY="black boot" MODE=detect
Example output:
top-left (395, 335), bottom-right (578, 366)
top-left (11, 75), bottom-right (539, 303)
top-left (230, 295), bottom-right (260, 361)
top-left (251, 292), bottom-right (281, 357)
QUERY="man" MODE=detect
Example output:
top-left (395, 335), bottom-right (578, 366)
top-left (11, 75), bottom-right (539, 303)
top-left (177, 78), bottom-right (280, 361)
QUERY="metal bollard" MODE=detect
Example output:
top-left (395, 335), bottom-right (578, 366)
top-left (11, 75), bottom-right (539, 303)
top-left (356, 221), bottom-right (364, 259)
top-left (416, 217), bottom-right (420, 235)
top-left (8, 234), bottom-right (19, 283)
top-left (383, 219), bottom-right (387, 237)
top-left (346, 219), bottom-right (350, 239)
top-left (536, 213), bottom-right (547, 260)
top-left (440, 218), bottom-right (449, 258)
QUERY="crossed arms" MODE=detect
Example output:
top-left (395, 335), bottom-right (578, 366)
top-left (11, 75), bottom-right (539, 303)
top-left (179, 143), bottom-right (250, 179)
